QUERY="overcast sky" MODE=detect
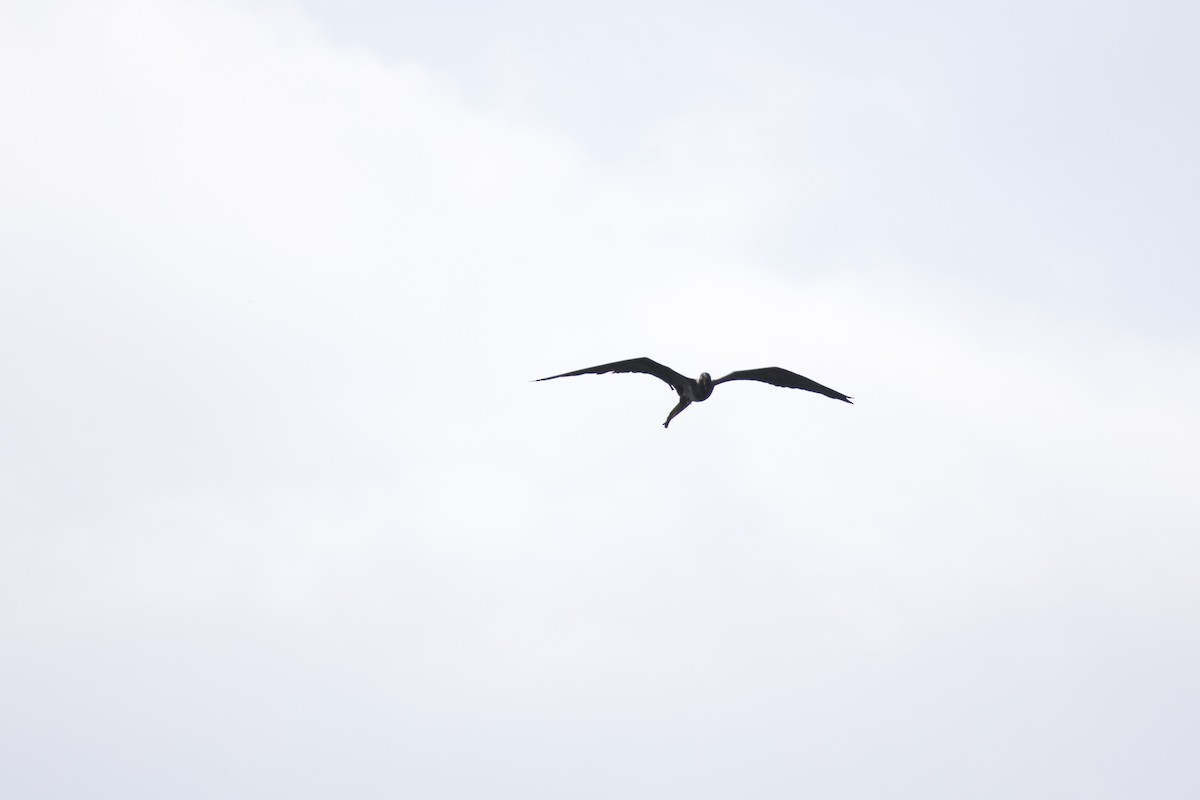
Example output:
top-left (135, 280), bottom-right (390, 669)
top-left (2, 1), bottom-right (1198, 798)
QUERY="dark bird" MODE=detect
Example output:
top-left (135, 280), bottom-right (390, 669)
top-left (536, 357), bottom-right (852, 428)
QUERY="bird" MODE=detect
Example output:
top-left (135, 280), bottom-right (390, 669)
top-left (535, 356), bottom-right (852, 428)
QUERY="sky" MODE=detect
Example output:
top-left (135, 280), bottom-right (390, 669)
top-left (1, 0), bottom-right (1198, 797)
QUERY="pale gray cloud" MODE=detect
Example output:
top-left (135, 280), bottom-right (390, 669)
top-left (300, 0), bottom-right (1200, 337)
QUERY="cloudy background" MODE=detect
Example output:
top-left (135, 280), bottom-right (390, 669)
top-left (2, 0), bottom-right (1198, 797)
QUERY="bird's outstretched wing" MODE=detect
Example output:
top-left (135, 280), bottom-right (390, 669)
top-left (536, 357), bottom-right (690, 392)
top-left (713, 367), bottom-right (853, 403)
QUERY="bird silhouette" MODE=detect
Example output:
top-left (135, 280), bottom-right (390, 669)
top-left (536, 357), bottom-right (852, 428)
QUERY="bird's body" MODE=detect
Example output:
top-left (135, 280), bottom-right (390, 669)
top-left (536, 357), bottom-right (851, 428)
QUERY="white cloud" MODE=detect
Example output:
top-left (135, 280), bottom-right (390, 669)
top-left (2, 1), bottom-right (1198, 798)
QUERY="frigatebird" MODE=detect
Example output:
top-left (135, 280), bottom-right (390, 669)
top-left (536, 357), bottom-right (852, 428)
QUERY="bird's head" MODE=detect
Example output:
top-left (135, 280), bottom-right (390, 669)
top-left (698, 372), bottom-right (712, 389)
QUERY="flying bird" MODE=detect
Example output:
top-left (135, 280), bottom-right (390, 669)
top-left (536, 357), bottom-right (852, 428)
